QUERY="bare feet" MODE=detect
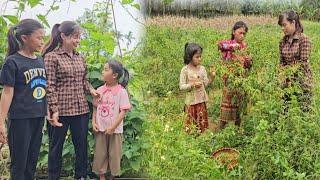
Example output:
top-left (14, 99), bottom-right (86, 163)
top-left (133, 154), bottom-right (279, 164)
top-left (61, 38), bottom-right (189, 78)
top-left (99, 174), bottom-right (106, 180)
top-left (109, 175), bottom-right (115, 180)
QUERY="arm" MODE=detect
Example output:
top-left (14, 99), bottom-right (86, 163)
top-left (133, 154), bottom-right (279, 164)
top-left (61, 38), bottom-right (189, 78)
top-left (0, 86), bottom-right (13, 144)
top-left (218, 40), bottom-right (237, 51)
top-left (44, 53), bottom-right (59, 114)
top-left (299, 36), bottom-right (311, 67)
top-left (0, 59), bottom-right (16, 144)
top-left (179, 68), bottom-right (192, 91)
top-left (0, 86), bottom-right (14, 122)
top-left (279, 41), bottom-right (285, 66)
top-left (82, 57), bottom-right (94, 95)
top-left (202, 67), bottom-right (210, 87)
top-left (106, 110), bottom-right (127, 134)
top-left (92, 107), bottom-right (98, 132)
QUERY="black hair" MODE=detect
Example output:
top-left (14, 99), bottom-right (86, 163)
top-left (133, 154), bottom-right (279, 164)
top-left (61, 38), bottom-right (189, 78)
top-left (42, 21), bottom-right (81, 57)
top-left (278, 10), bottom-right (303, 33)
top-left (7, 19), bottom-right (43, 57)
top-left (184, 42), bottom-right (203, 65)
top-left (106, 60), bottom-right (130, 88)
top-left (231, 21), bottom-right (248, 40)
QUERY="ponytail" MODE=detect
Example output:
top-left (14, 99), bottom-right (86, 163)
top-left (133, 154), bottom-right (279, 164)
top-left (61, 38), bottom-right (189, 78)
top-left (42, 24), bottom-right (61, 57)
top-left (120, 68), bottom-right (130, 88)
top-left (42, 21), bottom-right (81, 57)
top-left (6, 19), bottom-right (43, 57)
top-left (7, 26), bottom-right (20, 57)
top-left (106, 60), bottom-right (130, 88)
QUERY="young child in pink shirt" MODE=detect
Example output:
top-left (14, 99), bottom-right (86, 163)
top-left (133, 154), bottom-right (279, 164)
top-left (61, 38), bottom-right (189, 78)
top-left (92, 60), bottom-right (131, 180)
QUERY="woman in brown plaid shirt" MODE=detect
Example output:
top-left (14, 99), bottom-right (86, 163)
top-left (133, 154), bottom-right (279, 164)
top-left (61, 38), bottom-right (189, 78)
top-left (42, 21), bottom-right (99, 180)
top-left (278, 11), bottom-right (313, 112)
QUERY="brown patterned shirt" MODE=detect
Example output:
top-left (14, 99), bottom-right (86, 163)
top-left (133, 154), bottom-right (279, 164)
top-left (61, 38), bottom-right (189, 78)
top-left (279, 32), bottom-right (312, 91)
top-left (44, 48), bottom-right (93, 116)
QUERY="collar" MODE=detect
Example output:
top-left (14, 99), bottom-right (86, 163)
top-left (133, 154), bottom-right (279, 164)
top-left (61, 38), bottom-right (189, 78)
top-left (101, 84), bottom-right (122, 94)
top-left (56, 47), bottom-right (79, 56)
top-left (284, 32), bottom-right (301, 44)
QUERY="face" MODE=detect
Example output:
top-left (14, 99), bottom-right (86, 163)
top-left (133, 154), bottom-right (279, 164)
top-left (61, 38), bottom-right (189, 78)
top-left (102, 63), bottom-right (118, 84)
top-left (61, 31), bottom-right (81, 50)
top-left (280, 18), bottom-right (296, 36)
top-left (233, 27), bottom-right (246, 43)
top-left (191, 51), bottom-right (202, 66)
top-left (21, 28), bottom-right (45, 53)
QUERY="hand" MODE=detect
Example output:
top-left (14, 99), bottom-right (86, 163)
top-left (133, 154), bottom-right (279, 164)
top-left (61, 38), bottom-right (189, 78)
top-left (210, 70), bottom-right (216, 78)
top-left (232, 43), bottom-right (240, 50)
top-left (48, 112), bottom-right (63, 127)
top-left (90, 89), bottom-right (100, 98)
top-left (194, 82), bottom-right (203, 89)
top-left (46, 108), bottom-right (52, 121)
top-left (105, 127), bottom-right (115, 135)
top-left (0, 124), bottom-right (7, 145)
top-left (92, 120), bottom-right (99, 132)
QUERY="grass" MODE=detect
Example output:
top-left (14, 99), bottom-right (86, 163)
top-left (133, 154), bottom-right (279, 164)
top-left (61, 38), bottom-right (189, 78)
top-left (138, 15), bottom-right (320, 179)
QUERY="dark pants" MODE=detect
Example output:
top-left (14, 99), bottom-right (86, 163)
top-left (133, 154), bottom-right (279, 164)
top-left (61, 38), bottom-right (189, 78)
top-left (47, 113), bottom-right (89, 180)
top-left (8, 117), bottom-right (45, 180)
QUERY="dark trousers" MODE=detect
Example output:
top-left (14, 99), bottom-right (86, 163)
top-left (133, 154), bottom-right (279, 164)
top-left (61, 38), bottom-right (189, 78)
top-left (47, 113), bottom-right (89, 180)
top-left (8, 117), bottom-right (45, 180)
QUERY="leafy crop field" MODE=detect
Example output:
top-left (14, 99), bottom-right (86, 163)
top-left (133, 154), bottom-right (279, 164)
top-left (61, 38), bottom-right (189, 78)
top-left (137, 16), bottom-right (320, 179)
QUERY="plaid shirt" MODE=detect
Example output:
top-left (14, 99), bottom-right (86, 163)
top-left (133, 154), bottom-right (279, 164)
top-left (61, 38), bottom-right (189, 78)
top-left (279, 32), bottom-right (312, 91)
top-left (44, 48), bottom-right (93, 116)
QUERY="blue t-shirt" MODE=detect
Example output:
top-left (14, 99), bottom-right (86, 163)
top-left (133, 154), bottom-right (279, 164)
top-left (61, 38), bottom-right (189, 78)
top-left (0, 53), bottom-right (47, 119)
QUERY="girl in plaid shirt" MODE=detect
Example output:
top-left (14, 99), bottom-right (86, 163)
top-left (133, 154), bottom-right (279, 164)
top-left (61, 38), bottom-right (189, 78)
top-left (42, 21), bottom-right (99, 180)
top-left (278, 10), bottom-right (313, 112)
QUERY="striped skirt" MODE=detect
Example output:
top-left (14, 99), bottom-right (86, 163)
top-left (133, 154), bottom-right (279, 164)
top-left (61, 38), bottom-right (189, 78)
top-left (184, 102), bottom-right (208, 133)
top-left (219, 87), bottom-right (243, 124)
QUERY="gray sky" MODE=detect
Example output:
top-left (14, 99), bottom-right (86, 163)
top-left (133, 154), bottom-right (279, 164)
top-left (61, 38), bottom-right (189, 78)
top-left (1, 0), bottom-right (145, 52)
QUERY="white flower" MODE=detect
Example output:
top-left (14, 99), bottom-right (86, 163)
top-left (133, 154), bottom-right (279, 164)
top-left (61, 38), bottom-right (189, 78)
top-left (164, 124), bottom-right (170, 132)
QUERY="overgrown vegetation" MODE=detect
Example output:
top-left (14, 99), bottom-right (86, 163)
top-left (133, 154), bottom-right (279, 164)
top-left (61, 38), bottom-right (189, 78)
top-left (144, 0), bottom-right (320, 21)
top-left (137, 17), bottom-right (320, 178)
top-left (0, 0), bottom-right (145, 178)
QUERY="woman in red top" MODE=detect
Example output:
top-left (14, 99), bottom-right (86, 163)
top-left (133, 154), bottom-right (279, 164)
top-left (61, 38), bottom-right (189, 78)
top-left (217, 21), bottom-right (252, 129)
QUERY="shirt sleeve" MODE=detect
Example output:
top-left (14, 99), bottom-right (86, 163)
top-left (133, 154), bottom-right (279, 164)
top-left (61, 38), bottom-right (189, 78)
top-left (279, 40), bottom-right (285, 66)
top-left (202, 66), bottom-right (209, 87)
top-left (299, 36), bottom-right (311, 63)
top-left (179, 67), bottom-right (192, 91)
top-left (120, 89), bottom-right (131, 111)
top-left (92, 87), bottom-right (102, 107)
top-left (44, 53), bottom-right (59, 113)
top-left (218, 40), bottom-right (234, 51)
top-left (82, 57), bottom-right (94, 95)
top-left (0, 58), bottom-right (16, 87)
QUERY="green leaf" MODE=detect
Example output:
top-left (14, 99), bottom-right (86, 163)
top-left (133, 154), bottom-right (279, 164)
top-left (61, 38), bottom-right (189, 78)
top-left (51, 5), bottom-right (60, 11)
top-left (36, 14), bottom-right (50, 28)
top-left (3, 15), bottom-right (19, 24)
top-left (82, 22), bottom-right (96, 30)
top-left (89, 70), bottom-right (102, 79)
top-left (28, 0), bottom-right (41, 8)
top-left (18, 1), bottom-right (26, 12)
top-left (163, 0), bottom-right (174, 4)
top-left (122, 0), bottom-right (134, 5)
top-left (131, 3), bottom-right (140, 10)
top-left (0, 16), bottom-right (7, 27)
top-left (124, 150), bottom-right (133, 159)
top-left (129, 159), bottom-right (141, 171)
